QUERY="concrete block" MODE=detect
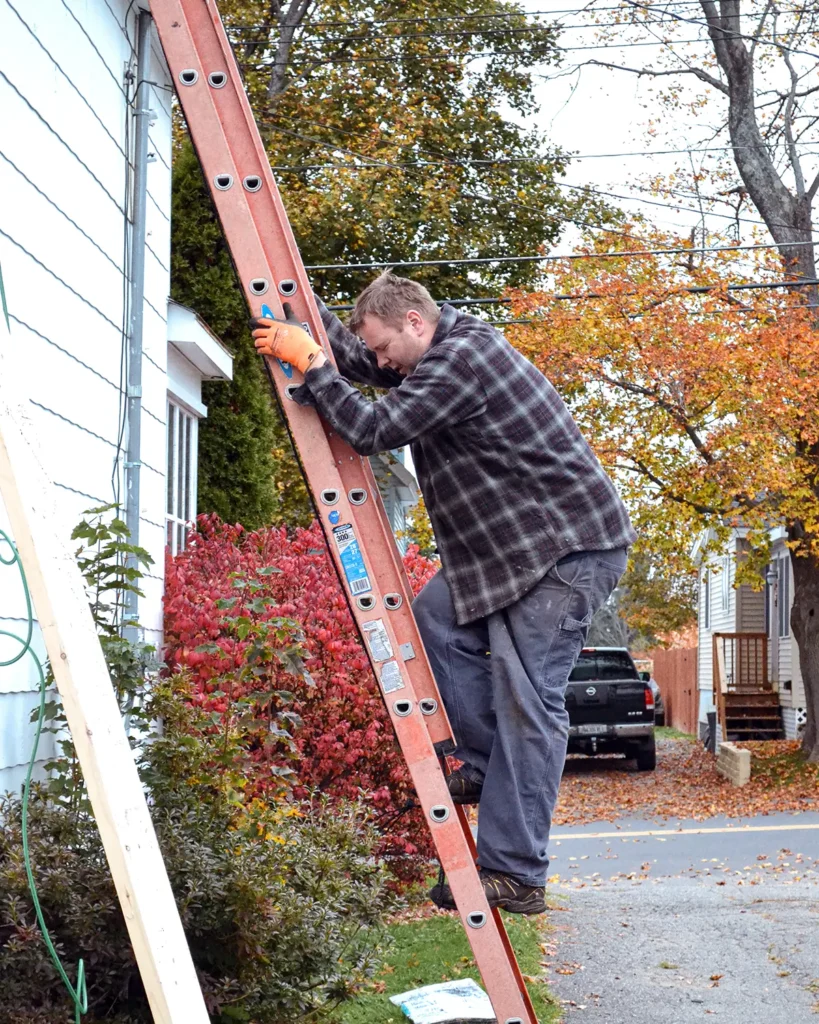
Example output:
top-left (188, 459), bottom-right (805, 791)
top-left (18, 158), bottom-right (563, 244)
top-left (716, 742), bottom-right (751, 786)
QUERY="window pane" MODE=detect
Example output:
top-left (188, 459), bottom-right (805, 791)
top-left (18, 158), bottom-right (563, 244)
top-left (183, 413), bottom-right (192, 523)
top-left (779, 557), bottom-right (790, 637)
top-left (176, 411), bottom-right (185, 522)
top-left (166, 403), bottom-right (175, 515)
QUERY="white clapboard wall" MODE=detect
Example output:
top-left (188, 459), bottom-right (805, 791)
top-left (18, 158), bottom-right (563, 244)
top-left (0, 0), bottom-right (172, 794)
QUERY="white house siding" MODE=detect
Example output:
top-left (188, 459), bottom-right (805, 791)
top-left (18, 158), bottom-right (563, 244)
top-left (696, 545), bottom-right (738, 726)
top-left (767, 537), bottom-right (805, 738)
top-left (696, 530), bottom-right (807, 740)
top-left (0, 0), bottom-right (172, 793)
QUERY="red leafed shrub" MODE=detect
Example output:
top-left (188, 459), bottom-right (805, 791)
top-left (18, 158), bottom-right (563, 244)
top-left (164, 514), bottom-right (440, 883)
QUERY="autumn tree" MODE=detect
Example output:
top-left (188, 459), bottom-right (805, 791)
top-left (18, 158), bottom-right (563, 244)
top-left (509, 227), bottom-right (819, 757)
top-left (172, 0), bottom-right (617, 525)
top-left (539, 1), bottom-right (819, 754)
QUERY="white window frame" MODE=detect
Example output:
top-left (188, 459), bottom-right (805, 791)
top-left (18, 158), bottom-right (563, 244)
top-left (778, 554), bottom-right (791, 638)
top-left (721, 554), bottom-right (731, 612)
top-left (703, 570), bottom-right (710, 630)
top-left (166, 398), bottom-right (198, 555)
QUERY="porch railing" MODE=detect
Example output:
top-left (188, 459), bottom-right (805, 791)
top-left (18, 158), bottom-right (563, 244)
top-left (712, 632), bottom-right (770, 732)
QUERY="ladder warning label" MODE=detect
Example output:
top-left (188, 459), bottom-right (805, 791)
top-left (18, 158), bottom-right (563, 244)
top-left (380, 660), bottom-right (404, 694)
top-left (362, 619), bottom-right (393, 663)
top-left (332, 523), bottom-right (372, 596)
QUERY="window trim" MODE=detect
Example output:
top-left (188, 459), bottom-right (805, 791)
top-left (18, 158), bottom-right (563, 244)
top-left (166, 398), bottom-right (198, 555)
top-left (721, 554), bottom-right (731, 612)
top-left (703, 569), bottom-right (710, 630)
top-left (778, 554), bottom-right (790, 638)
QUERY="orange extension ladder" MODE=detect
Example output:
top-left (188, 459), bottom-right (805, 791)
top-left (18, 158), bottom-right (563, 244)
top-left (152, 4), bottom-right (538, 1021)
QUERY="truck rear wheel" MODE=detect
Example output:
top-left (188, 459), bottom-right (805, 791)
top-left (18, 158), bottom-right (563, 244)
top-left (635, 736), bottom-right (656, 772)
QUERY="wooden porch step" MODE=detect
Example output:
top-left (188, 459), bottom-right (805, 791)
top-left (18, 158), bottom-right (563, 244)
top-left (726, 727), bottom-right (785, 736)
top-left (725, 690), bottom-right (778, 700)
top-left (726, 716), bottom-right (782, 725)
top-left (726, 707), bottom-right (782, 717)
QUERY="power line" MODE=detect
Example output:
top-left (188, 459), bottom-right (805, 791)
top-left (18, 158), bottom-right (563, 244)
top-left (230, 14), bottom-right (818, 46)
top-left (493, 299), bottom-right (819, 327)
top-left (264, 121), bottom-right (819, 249)
top-left (230, 16), bottom-right (690, 44)
top-left (547, 278), bottom-right (819, 301)
top-left (327, 297), bottom-right (512, 311)
top-left (268, 154), bottom-right (809, 232)
top-left (267, 110), bottom-right (819, 165)
top-left (269, 143), bottom-right (819, 171)
top-left (227, 3), bottom-right (812, 31)
top-left (624, 0), bottom-right (819, 62)
top-left (304, 240), bottom-right (819, 273)
top-left (244, 29), bottom-right (819, 69)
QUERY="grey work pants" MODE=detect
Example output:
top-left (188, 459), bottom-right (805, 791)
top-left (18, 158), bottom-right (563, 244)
top-left (413, 548), bottom-right (627, 886)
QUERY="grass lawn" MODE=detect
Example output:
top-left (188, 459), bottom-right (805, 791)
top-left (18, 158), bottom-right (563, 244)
top-left (333, 910), bottom-right (560, 1024)
top-left (655, 725), bottom-right (696, 741)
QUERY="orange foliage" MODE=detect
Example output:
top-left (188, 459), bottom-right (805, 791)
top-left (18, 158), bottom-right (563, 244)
top-left (507, 227), bottom-right (819, 578)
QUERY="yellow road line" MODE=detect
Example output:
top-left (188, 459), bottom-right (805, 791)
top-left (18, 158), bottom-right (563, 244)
top-left (554, 823), bottom-right (819, 840)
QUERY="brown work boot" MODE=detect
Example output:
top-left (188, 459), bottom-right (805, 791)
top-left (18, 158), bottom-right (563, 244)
top-left (446, 765), bottom-right (484, 805)
top-left (429, 868), bottom-right (546, 915)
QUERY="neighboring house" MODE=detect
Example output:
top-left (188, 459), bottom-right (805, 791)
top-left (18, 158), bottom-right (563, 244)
top-left (693, 528), bottom-right (805, 740)
top-left (371, 448), bottom-right (419, 555)
top-left (0, 0), bottom-right (232, 793)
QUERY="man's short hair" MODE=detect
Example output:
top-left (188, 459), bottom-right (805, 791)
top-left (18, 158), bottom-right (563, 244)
top-left (349, 271), bottom-right (440, 334)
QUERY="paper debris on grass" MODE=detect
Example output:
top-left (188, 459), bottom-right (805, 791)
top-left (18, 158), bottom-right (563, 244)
top-left (389, 978), bottom-right (496, 1023)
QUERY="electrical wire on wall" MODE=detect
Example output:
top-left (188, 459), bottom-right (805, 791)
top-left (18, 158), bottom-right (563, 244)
top-left (0, 531), bottom-right (87, 1023)
top-left (111, 4), bottom-right (137, 513)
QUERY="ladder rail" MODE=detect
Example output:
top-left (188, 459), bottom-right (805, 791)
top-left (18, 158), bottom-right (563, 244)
top-left (152, 4), bottom-right (538, 1021)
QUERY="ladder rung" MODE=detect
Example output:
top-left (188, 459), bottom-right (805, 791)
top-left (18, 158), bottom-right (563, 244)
top-left (151, 3), bottom-right (539, 1021)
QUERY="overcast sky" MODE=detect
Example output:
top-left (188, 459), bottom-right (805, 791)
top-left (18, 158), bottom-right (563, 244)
top-left (518, 0), bottom-right (819, 249)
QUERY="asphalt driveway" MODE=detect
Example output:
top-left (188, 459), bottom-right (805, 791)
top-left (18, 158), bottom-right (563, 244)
top-left (546, 813), bottom-right (819, 1022)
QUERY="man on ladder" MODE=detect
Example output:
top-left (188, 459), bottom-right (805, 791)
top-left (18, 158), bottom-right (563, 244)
top-left (253, 271), bottom-right (635, 914)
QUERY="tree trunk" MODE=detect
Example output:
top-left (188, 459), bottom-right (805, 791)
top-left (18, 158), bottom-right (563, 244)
top-left (788, 538), bottom-right (819, 760)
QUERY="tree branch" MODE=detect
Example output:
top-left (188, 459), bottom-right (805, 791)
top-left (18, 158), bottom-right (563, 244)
top-left (778, 14), bottom-right (808, 197)
top-left (580, 58), bottom-right (728, 94)
top-left (267, 0), bottom-right (314, 101)
top-left (619, 460), bottom-right (725, 515)
top-left (598, 373), bottom-right (716, 463)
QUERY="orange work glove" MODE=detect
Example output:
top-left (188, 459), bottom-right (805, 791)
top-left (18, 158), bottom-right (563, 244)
top-left (251, 303), bottom-right (321, 374)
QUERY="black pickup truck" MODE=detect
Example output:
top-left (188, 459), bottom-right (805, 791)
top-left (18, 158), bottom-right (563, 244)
top-left (565, 647), bottom-right (657, 771)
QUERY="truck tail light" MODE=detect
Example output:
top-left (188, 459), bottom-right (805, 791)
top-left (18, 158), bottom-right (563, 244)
top-left (645, 687), bottom-right (655, 710)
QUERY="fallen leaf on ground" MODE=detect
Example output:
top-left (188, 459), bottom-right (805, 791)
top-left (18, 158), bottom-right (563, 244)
top-left (553, 739), bottom-right (819, 826)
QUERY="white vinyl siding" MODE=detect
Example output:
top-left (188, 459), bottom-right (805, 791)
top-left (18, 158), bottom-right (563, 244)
top-left (0, 0), bottom-right (172, 793)
top-left (696, 540), bottom-right (739, 724)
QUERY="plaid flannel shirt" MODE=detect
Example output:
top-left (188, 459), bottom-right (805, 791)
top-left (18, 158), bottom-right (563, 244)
top-left (294, 299), bottom-right (636, 624)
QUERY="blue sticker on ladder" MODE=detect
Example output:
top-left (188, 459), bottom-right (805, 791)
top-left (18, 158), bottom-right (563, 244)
top-left (261, 303), bottom-right (293, 378)
top-left (328, 510), bottom-right (340, 525)
top-left (332, 523), bottom-right (372, 597)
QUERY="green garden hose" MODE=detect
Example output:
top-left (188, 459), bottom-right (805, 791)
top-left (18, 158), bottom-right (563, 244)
top-left (0, 528), bottom-right (87, 1022)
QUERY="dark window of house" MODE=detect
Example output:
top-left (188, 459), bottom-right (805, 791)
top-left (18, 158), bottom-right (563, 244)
top-left (778, 555), bottom-right (790, 638)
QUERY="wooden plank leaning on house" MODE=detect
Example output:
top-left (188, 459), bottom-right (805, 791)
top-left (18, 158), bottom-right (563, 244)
top-left (0, 315), bottom-right (208, 1022)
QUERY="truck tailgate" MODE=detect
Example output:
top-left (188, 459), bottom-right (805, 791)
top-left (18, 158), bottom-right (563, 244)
top-left (565, 680), bottom-right (648, 725)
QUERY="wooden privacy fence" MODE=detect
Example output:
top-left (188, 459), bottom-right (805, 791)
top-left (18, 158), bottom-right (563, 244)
top-left (651, 647), bottom-right (699, 736)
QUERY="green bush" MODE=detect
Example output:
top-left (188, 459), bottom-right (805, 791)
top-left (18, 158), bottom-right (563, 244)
top-left (0, 787), bottom-right (395, 1024)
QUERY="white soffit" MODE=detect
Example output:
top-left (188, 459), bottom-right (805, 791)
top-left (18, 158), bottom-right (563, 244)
top-left (167, 300), bottom-right (233, 381)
